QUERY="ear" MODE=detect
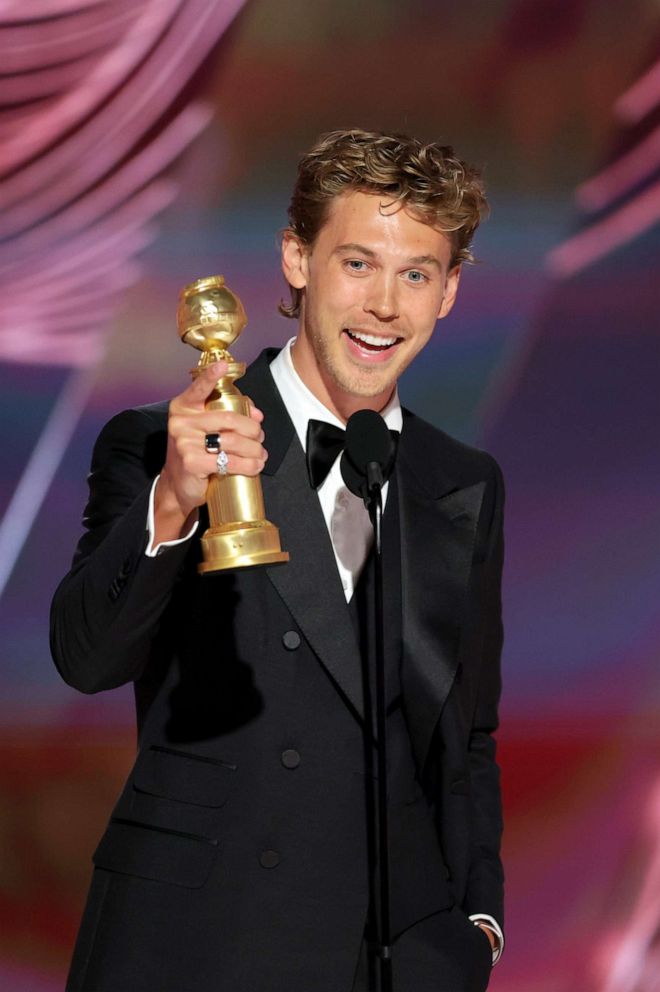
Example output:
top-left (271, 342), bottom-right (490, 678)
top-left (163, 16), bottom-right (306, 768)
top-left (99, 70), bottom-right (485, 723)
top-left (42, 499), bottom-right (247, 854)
top-left (437, 264), bottom-right (461, 320)
top-left (281, 231), bottom-right (309, 290)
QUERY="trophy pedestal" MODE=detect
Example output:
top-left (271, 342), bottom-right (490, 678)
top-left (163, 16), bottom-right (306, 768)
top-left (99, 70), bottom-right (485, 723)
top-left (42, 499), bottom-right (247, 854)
top-left (198, 521), bottom-right (290, 573)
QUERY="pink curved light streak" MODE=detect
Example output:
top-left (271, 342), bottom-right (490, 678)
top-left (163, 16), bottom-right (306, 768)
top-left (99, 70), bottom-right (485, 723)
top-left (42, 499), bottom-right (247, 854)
top-left (1, 0), bottom-right (109, 18)
top-left (1, 0), bottom-right (183, 173)
top-left (615, 56), bottom-right (660, 125)
top-left (1, 101), bottom-right (211, 243)
top-left (1, 0), bottom-right (244, 225)
top-left (548, 177), bottom-right (660, 276)
top-left (0, 100), bottom-right (207, 361)
top-left (0, 182), bottom-right (175, 280)
top-left (1, 52), bottom-right (109, 105)
top-left (1, 5), bottom-right (138, 74)
top-left (549, 56), bottom-right (660, 278)
top-left (0, 101), bottom-right (61, 145)
top-left (576, 122), bottom-right (660, 213)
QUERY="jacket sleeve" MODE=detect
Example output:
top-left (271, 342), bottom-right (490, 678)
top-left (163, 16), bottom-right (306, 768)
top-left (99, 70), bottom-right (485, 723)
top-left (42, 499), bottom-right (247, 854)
top-left (463, 456), bottom-right (505, 926)
top-left (50, 405), bottom-right (192, 694)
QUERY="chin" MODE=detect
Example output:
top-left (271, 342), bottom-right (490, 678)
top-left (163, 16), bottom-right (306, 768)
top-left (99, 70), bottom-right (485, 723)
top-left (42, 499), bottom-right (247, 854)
top-left (332, 368), bottom-right (395, 401)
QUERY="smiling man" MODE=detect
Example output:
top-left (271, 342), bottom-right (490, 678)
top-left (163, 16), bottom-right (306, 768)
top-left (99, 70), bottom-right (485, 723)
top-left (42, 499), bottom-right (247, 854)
top-left (282, 187), bottom-right (460, 418)
top-left (51, 129), bottom-right (505, 992)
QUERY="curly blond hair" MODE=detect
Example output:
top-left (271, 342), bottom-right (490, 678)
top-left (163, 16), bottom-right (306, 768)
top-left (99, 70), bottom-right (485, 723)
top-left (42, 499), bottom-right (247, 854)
top-left (279, 128), bottom-right (488, 318)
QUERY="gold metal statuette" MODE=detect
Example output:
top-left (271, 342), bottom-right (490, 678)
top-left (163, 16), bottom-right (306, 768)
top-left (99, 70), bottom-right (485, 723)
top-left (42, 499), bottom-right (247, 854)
top-left (177, 275), bottom-right (289, 573)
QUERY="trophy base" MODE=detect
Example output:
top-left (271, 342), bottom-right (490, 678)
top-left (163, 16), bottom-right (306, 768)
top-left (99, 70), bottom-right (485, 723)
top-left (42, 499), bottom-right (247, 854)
top-left (198, 522), bottom-right (289, 574)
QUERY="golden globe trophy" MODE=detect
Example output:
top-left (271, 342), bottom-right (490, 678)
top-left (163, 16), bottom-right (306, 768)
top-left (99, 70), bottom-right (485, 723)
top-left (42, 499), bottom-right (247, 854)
top-left (177, 275), bottom-right (289, 573)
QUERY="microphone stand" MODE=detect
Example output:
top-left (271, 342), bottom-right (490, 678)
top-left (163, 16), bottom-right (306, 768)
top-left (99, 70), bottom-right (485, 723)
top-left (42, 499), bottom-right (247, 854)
top-left (366, 464), bottom-right (393, 992)
top-left (341, 412), bottom-right (398, 992)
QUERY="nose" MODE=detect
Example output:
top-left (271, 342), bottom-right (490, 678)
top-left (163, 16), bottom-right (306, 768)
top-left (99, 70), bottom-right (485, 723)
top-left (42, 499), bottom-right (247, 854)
top-left (363, 272), bottom-right (399, 322)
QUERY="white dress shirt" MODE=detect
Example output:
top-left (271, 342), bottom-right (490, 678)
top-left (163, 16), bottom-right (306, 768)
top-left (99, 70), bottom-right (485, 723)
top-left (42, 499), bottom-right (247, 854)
top-left (269, 338), bottom-right (402, 602)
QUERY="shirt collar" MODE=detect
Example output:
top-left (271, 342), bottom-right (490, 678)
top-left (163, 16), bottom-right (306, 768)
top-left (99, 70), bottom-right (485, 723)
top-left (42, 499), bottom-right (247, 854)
top-left (269, 337), bottom-right (403, 453)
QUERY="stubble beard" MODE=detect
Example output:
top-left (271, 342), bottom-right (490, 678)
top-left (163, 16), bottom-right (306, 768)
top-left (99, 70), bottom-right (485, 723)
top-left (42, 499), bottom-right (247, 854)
top-left (309, 325), bottom-right (397, 401)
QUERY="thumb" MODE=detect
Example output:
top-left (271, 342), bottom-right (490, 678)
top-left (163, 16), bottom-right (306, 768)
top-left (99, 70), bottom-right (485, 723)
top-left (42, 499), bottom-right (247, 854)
top-left (183, 361), bottom-right (228, 408)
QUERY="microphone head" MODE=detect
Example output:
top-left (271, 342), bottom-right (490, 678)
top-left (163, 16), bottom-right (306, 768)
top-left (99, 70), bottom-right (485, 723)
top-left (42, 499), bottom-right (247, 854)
top-left (340, 409), bottom-right (398, 501)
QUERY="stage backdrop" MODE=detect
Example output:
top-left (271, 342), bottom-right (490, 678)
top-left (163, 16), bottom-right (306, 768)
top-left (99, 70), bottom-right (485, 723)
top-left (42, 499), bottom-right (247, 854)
top-left (1, 2), bottom-right (659, 989)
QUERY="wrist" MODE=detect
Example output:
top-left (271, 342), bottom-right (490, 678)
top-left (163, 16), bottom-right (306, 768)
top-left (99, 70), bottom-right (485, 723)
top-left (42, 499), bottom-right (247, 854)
top-left (154, 473), bottom-right (196, 541)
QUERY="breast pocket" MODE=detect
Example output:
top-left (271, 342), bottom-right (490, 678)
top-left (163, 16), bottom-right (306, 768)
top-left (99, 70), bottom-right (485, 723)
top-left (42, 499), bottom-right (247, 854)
top-left (132, 744), bottom-right (237, 807)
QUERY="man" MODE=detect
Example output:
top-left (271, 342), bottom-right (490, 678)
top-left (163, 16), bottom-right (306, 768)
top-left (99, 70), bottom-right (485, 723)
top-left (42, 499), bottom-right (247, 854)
top-left (51, 129), bottom-right (505, 991)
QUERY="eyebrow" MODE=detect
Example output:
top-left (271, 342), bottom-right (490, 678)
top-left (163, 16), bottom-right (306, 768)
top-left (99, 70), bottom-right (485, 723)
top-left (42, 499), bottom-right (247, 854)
top-left (334, 244), bottom-right (444, 270)
top-left (335, 243), bottom-right (378, 258)
top-left (406, 254), bottom-right (444, 271)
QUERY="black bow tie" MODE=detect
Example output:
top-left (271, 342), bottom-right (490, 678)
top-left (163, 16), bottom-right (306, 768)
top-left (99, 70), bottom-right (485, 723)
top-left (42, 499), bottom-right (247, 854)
top-left (306, 418), bottom-right (399, 490)
top-left (306, 419), bottom-right (346, 489)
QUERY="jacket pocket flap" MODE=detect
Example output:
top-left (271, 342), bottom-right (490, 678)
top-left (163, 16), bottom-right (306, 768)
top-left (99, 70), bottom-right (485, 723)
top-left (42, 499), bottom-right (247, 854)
top-left (133, 745), bottom-right (236, 808)
top-left (93, 817), bottom-right (217, 888)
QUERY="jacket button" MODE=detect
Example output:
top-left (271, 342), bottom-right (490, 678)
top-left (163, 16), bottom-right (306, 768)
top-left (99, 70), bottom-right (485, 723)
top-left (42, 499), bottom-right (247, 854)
top-left (282, 630), bottom-right (301, 650)
top-left (281, 749), bottom-right (300, 769)
top-left (259, 850), bottom-right (280, 869)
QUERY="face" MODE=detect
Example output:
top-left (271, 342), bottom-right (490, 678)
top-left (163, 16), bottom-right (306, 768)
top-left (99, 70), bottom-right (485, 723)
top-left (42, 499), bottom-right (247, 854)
top-left (282, 190), bottom-right (461, 420)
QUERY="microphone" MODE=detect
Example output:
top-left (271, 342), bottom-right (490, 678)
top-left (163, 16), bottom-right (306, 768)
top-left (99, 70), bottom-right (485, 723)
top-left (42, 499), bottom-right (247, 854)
top-left (340, 409), bottom-right (398, 507)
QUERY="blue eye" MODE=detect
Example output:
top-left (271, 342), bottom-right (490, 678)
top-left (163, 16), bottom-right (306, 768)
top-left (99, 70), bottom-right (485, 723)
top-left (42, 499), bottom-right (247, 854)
top-left (347, 260), bottom-right (367, 271)
top-left (406, 270), bottom-right (426, 283)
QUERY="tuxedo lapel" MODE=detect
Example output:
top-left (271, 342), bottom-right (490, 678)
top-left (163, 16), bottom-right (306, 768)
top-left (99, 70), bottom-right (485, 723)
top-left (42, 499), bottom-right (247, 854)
top-left (263, 441), bottom-right (365, 718)
top-left (397, 415), bottom-right (485, 772)
top-left (242, 351), bottom-right (364, 720)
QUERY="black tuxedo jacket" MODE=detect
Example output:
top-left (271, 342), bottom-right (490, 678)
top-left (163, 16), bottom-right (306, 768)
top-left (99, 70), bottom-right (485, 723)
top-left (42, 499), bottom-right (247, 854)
top-left (50, 349), bottom-right (505, 992)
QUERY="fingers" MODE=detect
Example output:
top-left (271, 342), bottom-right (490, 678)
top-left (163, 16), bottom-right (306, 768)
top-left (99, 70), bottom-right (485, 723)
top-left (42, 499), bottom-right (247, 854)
top-left (168, 410), bottom-right (267, 480)
top-left (169, 409), bottom-right (265, 448)
top-left (210, 448), bottom-right (267, 478)
top-left (205, 427), bottom-right (268, 477)
top-left (246, 396), bottom-right (264, 423)
top-left (172, 429), bottom-right (267, 472)
top-left (174, 441), bottom-right (266, 481)
top-left (202, 409), bottom-right (264, 441)
top-left (170, 368), bottom-right (264, 437)
top-left (174, 362), bottom-right (228, 411)
top-left (167, 367), bottom-right (267, 486)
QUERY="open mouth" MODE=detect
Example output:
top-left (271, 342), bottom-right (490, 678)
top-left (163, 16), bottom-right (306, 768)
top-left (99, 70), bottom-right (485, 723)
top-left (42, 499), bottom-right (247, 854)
top-left (343, 328), bottom-right (402, 353)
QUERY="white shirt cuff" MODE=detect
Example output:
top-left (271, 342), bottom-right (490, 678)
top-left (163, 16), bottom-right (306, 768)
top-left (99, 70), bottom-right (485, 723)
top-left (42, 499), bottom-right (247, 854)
top-left (145, 475), bottom-right (199, 557)
top-left (468, 914), bottom-right (504, 965)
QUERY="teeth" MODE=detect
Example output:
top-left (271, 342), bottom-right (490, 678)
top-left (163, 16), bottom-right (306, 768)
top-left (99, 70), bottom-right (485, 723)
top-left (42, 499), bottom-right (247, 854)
top-left (348, 330), bottom-right (397, 347)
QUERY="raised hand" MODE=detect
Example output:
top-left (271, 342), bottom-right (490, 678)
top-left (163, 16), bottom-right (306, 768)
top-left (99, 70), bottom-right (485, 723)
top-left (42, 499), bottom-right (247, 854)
top-left (153, 362), bottom-right (267, 544)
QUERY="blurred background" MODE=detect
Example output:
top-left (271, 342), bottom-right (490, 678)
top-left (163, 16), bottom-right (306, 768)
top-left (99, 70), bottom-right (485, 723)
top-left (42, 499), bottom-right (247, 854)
top-left (1, 1), bottom-right (660, 989)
